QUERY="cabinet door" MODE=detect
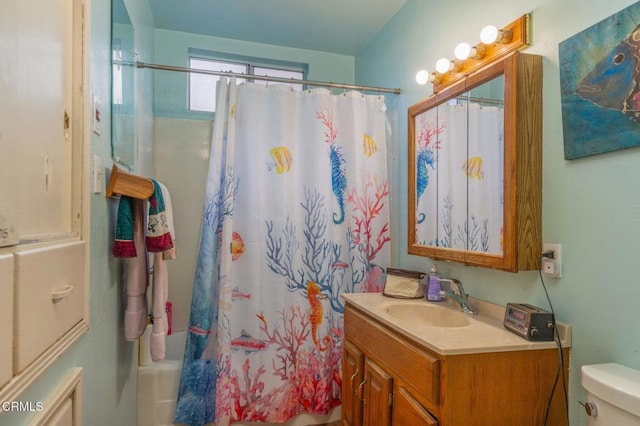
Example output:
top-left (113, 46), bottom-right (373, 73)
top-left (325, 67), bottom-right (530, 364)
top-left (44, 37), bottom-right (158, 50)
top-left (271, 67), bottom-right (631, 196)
top-left (43, 397), bottom-right (73, 426)
top-left (393, 386), bottom-right (438, 425)
top-left (363, 359), bottom-right (392, 426)
top-left (0, 0), bottom-right (81, 239)
top-left (0, 255), bottom-right (13, 388)
top-left (30, 368), bottom-right (83, 426)
top-left (342, 340), bottom-right (364, 426)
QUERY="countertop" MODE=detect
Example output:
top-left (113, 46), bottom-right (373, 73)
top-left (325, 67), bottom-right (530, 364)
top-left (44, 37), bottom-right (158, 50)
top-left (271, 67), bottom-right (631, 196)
top-left (341, 293), bottom-right (572, 356)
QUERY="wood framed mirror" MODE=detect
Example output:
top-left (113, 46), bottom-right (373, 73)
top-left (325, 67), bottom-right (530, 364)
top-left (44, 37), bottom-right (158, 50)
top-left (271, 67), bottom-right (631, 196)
top-left (408, 51), bottom-right (542, 272)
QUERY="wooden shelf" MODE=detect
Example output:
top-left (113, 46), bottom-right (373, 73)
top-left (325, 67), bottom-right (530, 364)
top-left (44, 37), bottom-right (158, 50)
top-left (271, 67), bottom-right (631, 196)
top-left (105, 165), bottom-right (154, 199)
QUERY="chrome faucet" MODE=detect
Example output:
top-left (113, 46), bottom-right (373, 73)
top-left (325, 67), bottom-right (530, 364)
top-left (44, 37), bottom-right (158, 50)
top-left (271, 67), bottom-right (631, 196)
top-left (438, 278), bottom-right (478, 315)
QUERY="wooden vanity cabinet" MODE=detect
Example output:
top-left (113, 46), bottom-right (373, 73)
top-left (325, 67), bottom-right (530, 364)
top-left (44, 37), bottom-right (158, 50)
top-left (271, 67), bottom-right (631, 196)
top-left (362, 358), bottom-right (393, 425)
top-left (342, 304), bottom-right (569, 425)
top-left (343, 340), bottom-right (364, 426)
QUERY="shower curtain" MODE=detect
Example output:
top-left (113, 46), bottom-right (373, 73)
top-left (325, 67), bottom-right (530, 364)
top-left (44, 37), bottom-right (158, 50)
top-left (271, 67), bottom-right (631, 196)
top-left (175, 78), bottom-right (391, 426)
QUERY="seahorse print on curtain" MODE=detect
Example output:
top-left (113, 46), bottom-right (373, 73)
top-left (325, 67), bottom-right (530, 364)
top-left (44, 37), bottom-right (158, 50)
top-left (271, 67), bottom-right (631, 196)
top-left (329, 144), bottom-right (347, 224)
top-left (416, 148), bottom-right (434, 224)
top-left (415, 111), bottom-right (445, 224)
top-left (316, 106), bottom-right (347, 224)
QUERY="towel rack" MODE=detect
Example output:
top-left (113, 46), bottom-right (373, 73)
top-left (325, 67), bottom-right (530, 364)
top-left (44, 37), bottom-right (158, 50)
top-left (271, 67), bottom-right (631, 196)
top-left (106, 164), bottom-right (154, 199)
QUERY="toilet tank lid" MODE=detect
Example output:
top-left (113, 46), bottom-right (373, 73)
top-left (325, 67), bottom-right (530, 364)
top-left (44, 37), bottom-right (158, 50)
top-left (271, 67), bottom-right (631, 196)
top-left (582, 363), bottom-right (640, 418)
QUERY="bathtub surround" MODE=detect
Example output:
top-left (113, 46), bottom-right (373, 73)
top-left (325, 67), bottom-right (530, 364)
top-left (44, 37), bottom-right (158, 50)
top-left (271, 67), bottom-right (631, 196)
top-left (137, 331), bottom-right (186, 426)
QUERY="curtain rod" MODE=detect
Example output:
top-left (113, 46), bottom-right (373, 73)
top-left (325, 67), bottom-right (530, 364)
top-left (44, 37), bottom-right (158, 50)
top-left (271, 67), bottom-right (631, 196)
top-left (454, 95), bottom-right (504, 106)
top-left (127, 61), bottom-right (401, 95)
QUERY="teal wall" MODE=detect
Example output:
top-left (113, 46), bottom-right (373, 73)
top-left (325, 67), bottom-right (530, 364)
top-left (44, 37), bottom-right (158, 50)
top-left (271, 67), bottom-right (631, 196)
top-left (357, 0), bottom-right (640, 424)
top-left (153, 29), bottom-right (355, 120)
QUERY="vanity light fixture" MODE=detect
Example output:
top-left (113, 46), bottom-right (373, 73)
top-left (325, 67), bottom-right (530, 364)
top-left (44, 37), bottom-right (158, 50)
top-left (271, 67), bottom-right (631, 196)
top-left (480, 25), bottom-right (513, 44)
top-left (471, 44), bottom-right (487, 59)
top-left (430, 72), bottom-right (444, 84)
top-left (435, 57), bottom-right (452, 74)
top-left (454, 42), bottom-right (487, 61)
top-left (454, 42), bottom-right (472, 60)
top-left (415, 69), bottom-right (430, 85)
top-left (428, 13), bottom-right (530, 93)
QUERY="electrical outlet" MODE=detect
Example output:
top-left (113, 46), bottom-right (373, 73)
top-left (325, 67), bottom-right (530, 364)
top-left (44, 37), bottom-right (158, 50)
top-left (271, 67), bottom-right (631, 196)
top-left (92, 95), bottom-right (102, 135)
top-left (93, 155), bottom-right (103, 194)
top-left (542, 243), bottom-right (562, 278)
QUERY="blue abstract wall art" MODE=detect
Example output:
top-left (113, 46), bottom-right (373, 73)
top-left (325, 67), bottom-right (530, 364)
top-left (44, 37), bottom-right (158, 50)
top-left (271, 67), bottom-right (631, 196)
top-left (559, 2), bottom-right (640, 159)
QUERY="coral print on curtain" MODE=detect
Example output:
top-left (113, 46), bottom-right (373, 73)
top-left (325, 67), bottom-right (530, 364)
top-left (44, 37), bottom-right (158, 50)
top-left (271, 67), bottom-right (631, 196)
top-left (175, 78), bottom-right (391, 426)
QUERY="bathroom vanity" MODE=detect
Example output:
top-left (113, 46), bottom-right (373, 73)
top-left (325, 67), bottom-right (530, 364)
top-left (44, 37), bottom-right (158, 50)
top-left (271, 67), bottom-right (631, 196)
top-left (341, 294), bottom-right (570, 425)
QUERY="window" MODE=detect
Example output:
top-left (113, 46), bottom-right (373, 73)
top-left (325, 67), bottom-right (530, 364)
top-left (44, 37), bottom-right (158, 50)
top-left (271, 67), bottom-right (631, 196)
top-left (188, 57), bottom-right (305, 112)
top-left (253, 66), bottom-right (304, 92)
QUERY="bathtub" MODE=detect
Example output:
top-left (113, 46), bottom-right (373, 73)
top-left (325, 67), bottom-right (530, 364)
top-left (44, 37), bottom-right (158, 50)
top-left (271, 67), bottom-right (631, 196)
top-left (137, 329), bottom-right (341, 425)
top-left (137, 330), bottom-right (186, 426)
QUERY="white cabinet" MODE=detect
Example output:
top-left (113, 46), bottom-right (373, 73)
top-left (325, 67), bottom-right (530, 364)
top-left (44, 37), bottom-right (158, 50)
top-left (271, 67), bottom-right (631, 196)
top-left (30, 368), bottom-right (83, 426)
top-left (0, 255), bottom-right (13, 388)
top-left (0, 0), bottom-right (87, 406)
top-left (44, 398), bottom-right (73, 426)
top-left (14, 242), bottom-right (86, 373)
top-left (0, 0), bottom-right (82, 239)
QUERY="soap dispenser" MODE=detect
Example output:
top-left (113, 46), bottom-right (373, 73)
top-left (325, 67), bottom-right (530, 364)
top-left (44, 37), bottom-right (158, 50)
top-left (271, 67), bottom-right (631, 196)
top-left (426, 264), bottom-right (441, 301)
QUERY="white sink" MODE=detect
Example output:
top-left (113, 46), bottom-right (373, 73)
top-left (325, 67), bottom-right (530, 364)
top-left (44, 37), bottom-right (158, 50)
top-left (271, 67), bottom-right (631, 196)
top-left (383, 301), bottom-right (471, 327)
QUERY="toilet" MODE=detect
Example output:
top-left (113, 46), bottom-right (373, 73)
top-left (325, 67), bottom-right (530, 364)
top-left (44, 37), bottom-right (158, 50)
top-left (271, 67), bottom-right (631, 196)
top-left (581, 363), bottom-right (640, 425)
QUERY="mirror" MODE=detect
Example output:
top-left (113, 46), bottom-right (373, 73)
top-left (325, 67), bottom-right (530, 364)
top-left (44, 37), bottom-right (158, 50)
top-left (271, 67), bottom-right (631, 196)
top-left (408, 52), bottom-right (542, 272)
top-left (111, 0), bottom-right (136, 170)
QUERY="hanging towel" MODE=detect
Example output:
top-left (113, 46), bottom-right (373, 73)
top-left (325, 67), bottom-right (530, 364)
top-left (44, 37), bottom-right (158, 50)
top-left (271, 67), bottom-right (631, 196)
top-left (113, 179), bottom-right (174, 258)
top-left (113, 179), bottom-right (176, 346)
top-left (146, 179), bottom-right (174, 253)
top-left (150, 182), bottom-right (176, 361)
top-left (123, 199), bottom-right (149, 341)
top-left (112, 196), bottom-right (137, 258)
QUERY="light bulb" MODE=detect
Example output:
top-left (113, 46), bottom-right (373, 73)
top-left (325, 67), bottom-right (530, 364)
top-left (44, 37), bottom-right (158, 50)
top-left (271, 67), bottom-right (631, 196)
top-left (435, 58), bottom-right (451, 74)
top-left (415, 70), bottom-right (430, 85)
top-left (454, 43), bottom-right (471, 60)
top-left (480, 25), bottom-right (499, 44)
